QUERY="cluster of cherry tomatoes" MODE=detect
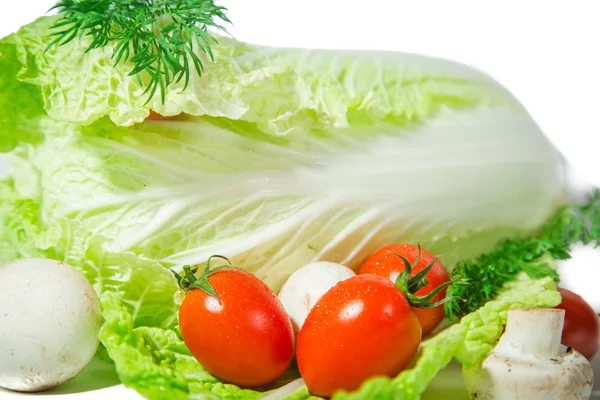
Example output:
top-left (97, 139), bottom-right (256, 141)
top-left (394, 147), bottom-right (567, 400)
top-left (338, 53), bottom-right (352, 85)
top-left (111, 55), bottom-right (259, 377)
top-left (175, 245), bottom-right (599, 398)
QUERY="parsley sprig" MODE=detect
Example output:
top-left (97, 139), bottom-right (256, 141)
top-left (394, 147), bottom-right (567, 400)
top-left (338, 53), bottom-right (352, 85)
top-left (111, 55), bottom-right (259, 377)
top-left (47, 0), bottom-right (230, 103)
top-left (445, 189), bottom-right (600, 320)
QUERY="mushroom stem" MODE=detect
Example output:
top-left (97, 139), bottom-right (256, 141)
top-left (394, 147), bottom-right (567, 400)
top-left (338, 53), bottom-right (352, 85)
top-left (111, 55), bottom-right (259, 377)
top-left (499, 308), bottom-right (564, 359)
top-left (463, 308), bottom-right (594, 400)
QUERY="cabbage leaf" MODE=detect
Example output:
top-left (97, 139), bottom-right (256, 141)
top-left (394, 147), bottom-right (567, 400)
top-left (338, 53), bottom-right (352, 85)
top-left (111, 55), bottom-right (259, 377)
top-left (1, 16), bottom-right (565, 291)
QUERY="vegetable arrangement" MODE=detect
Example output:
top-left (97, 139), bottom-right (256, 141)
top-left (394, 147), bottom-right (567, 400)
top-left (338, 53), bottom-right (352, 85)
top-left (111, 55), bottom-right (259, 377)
top-left (0, 0), bottom-right (598, 399)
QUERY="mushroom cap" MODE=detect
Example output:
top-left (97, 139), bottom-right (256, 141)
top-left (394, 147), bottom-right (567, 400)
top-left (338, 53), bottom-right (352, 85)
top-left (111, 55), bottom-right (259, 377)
top-left (0, 258), bottom-right (102, 392)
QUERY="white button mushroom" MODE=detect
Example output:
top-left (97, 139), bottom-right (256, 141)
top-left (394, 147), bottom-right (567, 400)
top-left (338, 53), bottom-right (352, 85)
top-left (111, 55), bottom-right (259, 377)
top-left (278, 261), bottom-right (356, 338)
top-left (463, 308), bottom-right (594, 400)
top-left (0, 258), bottom-right (102, 392)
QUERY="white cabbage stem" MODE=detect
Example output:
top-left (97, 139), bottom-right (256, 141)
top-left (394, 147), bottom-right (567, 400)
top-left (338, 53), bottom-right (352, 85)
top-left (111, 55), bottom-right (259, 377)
top-left (464, 308), bottom-right (594, 400)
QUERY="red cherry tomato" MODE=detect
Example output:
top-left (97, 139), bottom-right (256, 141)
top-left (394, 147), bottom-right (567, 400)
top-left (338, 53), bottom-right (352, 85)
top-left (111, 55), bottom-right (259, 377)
top-left (178, 267), bottom-right (294, 387)
top-left (359, 244), bottom-right (450, 335)
top-left (296, 274), bottom-right (421, 397)
top-left (556, 288), bottom-right (599, 360)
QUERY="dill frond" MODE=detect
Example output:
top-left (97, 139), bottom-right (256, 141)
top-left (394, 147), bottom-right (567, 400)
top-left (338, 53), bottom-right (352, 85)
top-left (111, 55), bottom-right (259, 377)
top-left (48, 0), bottom-right (230, 103)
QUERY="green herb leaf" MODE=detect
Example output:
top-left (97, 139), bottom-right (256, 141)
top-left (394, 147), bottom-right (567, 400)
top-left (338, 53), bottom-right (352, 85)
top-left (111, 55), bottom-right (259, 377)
top-left (47, 0), bottom-right (230, 104)
top-left (392, 247), bottom-right (464, 310)
top-left (445, 189), bottom-right (600, 319)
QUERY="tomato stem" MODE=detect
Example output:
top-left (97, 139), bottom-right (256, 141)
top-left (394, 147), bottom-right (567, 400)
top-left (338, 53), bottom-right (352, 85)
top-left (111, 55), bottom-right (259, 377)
top-left (393, 245), bottom-right (465, 309)
top-left (171, 255), bottom-right (243, 302)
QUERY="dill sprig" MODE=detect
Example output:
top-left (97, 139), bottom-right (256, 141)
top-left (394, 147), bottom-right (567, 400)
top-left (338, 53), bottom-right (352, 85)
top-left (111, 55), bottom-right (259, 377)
top-left (445, 189), bottom-right (600, 320)
top-left (47, 0), bottom-right (230, 103)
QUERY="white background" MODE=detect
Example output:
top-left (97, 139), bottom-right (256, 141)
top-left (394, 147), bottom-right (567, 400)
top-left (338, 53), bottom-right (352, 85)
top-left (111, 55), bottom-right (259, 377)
top-left (0, 1), bottom-right (599, 309)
